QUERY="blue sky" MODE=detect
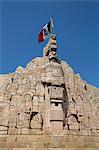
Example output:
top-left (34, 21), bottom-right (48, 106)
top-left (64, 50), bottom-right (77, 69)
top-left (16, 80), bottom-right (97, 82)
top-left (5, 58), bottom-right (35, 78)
top-left (1, 0), bottom-right (99, 87)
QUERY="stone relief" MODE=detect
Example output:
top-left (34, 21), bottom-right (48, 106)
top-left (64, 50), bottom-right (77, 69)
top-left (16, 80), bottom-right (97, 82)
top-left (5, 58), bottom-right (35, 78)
top-left (0, 45), bottom-right (99, 135)
top-left (30, 112), bottom-right (43, 130)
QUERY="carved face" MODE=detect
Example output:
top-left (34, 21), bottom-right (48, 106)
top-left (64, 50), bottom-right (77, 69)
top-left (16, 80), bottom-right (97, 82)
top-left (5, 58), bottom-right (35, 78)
top-left (30, 113), bottom-right (43, 129)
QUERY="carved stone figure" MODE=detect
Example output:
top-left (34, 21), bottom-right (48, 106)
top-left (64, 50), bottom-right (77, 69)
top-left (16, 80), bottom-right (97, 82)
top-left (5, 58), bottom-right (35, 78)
top-left (30, 112), bottom-right (43, 130)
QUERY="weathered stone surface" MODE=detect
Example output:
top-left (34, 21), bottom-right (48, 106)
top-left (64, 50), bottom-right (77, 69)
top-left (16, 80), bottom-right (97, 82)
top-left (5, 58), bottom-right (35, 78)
top-left (48, 86), bottom-right (64, 99)
top-left (30, 112), bottom-right (43, 130)
top-left (0, 58), bottom-right (99, 134)
top-left (0, 35), bottom-right (99, 149)
top-left (0, 55), bottom-right (99, 135)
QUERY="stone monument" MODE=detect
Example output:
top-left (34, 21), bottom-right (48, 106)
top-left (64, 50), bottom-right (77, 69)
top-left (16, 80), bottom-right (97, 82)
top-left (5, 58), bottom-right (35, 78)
top-left (0, 34), bottom-right (99, 149)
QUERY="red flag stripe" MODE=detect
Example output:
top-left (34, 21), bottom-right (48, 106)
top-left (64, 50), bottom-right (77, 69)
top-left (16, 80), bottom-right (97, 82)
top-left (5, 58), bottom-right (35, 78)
top-left (38, 29), bottom-right (45, 43)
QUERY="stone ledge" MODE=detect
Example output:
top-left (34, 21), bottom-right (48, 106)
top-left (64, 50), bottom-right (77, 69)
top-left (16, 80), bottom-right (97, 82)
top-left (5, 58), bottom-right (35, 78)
top-left (0, 135), bottom-right (98, 149)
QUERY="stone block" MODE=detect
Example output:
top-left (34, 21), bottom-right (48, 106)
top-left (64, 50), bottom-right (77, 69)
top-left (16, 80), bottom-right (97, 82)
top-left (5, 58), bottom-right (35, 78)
top-left (50, 109), bottom-right (63, 121)
top-left (0, 126), bottom-right (8, 131)
top-left (32, 96), bottom-right (39, 112)
top-left (17, 82), bottom-right (30, 94)
top-left (51, 102), bottom-right (63, 110)
top-left (9, 115), bottom-right (16, 127)
top-left (17, 128), bottom-right (22, 134)
top-left (0, 102), bottom-right (9, 126)
top-left (0, 126), bottom-right (8, 134)
top-left (9, 105), bottom-right (16, 127)
top-left (76, 105), bottom-right (84, 115)
top-left (48, 86), bottom-right (64, 99)
top-left (36, 83), bottom-right (44, 96)
top-left (50, 121), bottom-right (63, 130)
top-left (38, 102), bottom-right (44, 114)
top-left (17, 112), bottom-right (30, 128)
top-left (0, 136), bottom-right (6, 142)
top-left (30, 129), bottom-right (36, 134)
top-left (24, 94), bottom-right (32, 102)
top-left (3, 91), bottom-right (11, 102)
top-left (39, 96), bottom-right (44, 102)
top-left (51, 99), bottom-right (63, 103)
top-left (6, 83), bottom-right (18, 95)
top-left (0, 130), bottom-right (7, 134)
top-left (8, 127), bottom-right (17, 135)
top-left (21, 128), bottom-right (30, 134)
top-left (6, 135), bottom-right (17, 142)
top-left (68, 114), bottom-right (79, 130)
top-left (46, 76), bottom-right (64, 85)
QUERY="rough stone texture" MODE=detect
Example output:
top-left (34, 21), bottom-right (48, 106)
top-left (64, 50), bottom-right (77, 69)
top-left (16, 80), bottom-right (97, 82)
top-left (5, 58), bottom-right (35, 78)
top-left (0, 36), bottom-right (99, 149)
top-left (0, 134), bottom-right (99, 149)
top-left (0, 57), bottom-right (99, 134)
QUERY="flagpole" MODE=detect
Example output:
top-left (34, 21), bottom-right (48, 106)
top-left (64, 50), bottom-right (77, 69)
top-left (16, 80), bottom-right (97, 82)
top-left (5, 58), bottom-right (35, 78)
top-left (50, 16), bottom-right (52, 37)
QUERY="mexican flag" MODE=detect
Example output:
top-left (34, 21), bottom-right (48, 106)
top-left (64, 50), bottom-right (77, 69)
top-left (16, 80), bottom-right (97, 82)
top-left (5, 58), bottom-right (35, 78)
top-left (38, 18), bottom-right (53, 43)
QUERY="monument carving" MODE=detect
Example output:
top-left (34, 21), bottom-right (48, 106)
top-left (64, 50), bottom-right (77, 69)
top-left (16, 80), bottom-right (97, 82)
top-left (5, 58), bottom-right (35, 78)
top-left (0, 34), bottom-right (99, 149)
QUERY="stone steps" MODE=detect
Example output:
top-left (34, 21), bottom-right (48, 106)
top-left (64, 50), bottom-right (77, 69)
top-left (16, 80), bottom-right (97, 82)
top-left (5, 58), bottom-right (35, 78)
top-left (0, 148), bottom-right (99, 150)
top-left (0, 135), bottom-right (98, 149)
top-left (0, 141), bottom-right (98, 148)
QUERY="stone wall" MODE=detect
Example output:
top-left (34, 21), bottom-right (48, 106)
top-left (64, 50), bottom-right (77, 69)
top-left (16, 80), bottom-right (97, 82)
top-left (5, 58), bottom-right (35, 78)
top-left (61, 61), bottom-right (99, 134)
top-left (0, 134), bottom-right (99, 149)
top-left (0, 56), bottom-right (99, 149)
top-left (0, 57), bottom-right (99, 134)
